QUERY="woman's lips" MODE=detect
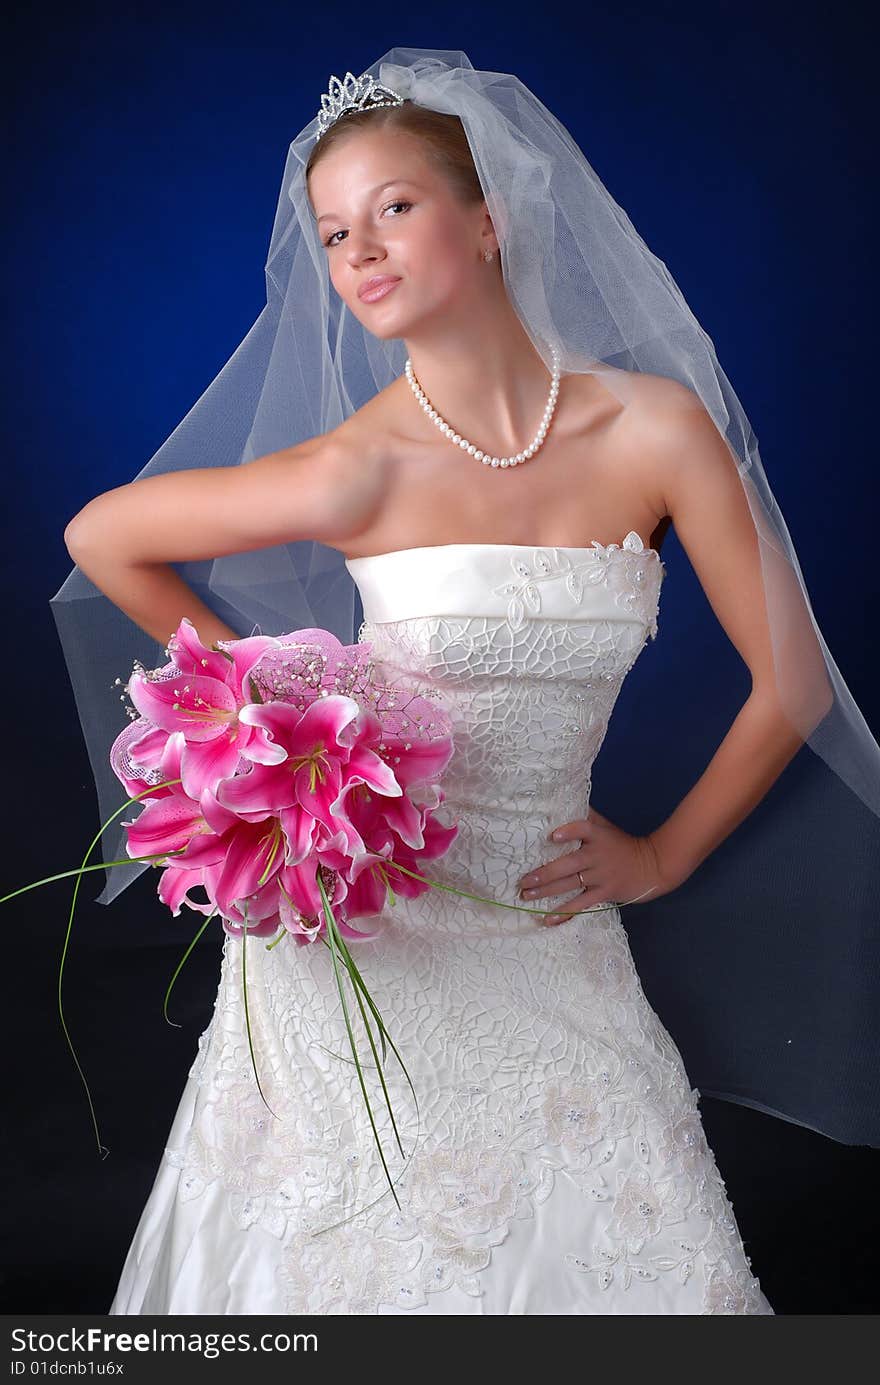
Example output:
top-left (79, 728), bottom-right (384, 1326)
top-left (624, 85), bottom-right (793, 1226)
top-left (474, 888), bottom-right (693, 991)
top-left (359, 278), bottom-right (401, 303)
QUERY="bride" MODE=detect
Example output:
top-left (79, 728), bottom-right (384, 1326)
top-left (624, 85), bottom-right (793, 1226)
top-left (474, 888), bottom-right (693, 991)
top-left (55, 50), bottom-right (879, 1315)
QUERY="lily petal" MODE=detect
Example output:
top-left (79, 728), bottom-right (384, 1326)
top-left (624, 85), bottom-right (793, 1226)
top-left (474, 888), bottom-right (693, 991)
top-left (180, 730), bottom-right (248, 801)
top-left (128, 669), bottom-right (238, 741)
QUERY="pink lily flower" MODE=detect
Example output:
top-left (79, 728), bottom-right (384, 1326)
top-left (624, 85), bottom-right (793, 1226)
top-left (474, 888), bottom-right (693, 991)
top-left (119, 734), bottom-right (223, 915)
top-left (122, 733), bottom-right (223, 870)
top-left (382, 805), bottom-right (460, 901)
top-left (217, 695), bottom-right (402, 862)
top-left (152, 798), bottom-right (283, 929)
top-left (274, 859), bottom-right (387, 946)
top-left (122, 618), bottom-right (287, 801)
top-left (325, 781), bottom-right (458, 906)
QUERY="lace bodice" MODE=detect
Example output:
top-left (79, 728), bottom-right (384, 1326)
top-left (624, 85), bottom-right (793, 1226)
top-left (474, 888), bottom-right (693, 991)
top-left (155, 534), bottom-right (771, 1315)
top-left (343, 531), bottom-right (665, 935)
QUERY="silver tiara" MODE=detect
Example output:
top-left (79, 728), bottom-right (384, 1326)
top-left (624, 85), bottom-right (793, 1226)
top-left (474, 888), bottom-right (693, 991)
top-left (314, 70), bottom-right (405, 142)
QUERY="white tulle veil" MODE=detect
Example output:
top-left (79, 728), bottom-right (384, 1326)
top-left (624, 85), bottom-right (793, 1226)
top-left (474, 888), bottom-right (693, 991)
top-left (50, 47), bottom-right (880, 1146)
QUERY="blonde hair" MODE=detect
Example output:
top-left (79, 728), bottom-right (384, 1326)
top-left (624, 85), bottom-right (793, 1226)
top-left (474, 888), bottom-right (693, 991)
top-left (305, 100), bottom-right (485, 209)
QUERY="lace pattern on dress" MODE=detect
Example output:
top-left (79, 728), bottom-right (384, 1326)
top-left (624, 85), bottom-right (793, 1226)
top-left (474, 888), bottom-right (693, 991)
top-left (166, 914), bottom-right (768, 1314)
top-left (490, 531), bottom-right (664, 636)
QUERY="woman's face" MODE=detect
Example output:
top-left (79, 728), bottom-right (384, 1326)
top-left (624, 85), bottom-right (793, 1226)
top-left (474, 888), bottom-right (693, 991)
top-left (308, 128), bottom-right (491, 340)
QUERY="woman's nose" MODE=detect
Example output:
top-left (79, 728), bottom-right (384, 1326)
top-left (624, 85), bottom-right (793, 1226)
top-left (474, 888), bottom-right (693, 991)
top-left (345, 232), bottom-right (384, 267)
top-left (349, 250), bottom-right (383, 272)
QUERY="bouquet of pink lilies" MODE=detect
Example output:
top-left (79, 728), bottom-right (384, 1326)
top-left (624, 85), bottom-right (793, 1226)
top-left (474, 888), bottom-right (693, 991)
top-left (111, 618), bottom-right (457, 950)
top-left (104, 617), bottom-right (460, 1210)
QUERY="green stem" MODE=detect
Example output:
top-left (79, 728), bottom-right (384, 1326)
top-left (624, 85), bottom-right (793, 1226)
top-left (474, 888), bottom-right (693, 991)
top-left (0, 850), bottom-right (190, 906)
top-left (318, 929), bottom-right (388, 1066)
top-left (163, 908), bottom-right (219, 1027)
top-left (324, 908), bottom-right (407, 1161)
top-left (382, 860), bottom-right (650, 915)
top-left (308, 874), bottom-right (422, 1234)
top-left (240, 901), bottom-right (278, 1118)
top-left (52, 777), bottom-right (189, 1157)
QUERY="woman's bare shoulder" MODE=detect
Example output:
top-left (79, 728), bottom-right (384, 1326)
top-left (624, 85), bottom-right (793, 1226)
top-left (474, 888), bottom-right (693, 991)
top-left (598, 366), bottom-right (700, 419)
top-left (308, 384), bottom-right (407, 552)
top-left (334, 375), bottom-right (418, 455)
top-left (610, 369), bottom-right (706, 478)
top-left (614, 371), bottom-right (738, 558)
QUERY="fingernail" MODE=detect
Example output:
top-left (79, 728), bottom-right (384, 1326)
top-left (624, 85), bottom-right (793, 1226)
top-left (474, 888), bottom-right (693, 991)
top-left (551, 830), bottom-right (563, 840)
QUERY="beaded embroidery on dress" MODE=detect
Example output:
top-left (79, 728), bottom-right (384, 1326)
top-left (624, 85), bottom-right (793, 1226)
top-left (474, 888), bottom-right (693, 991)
top-left (109, 534), bottom-right (774, 1316)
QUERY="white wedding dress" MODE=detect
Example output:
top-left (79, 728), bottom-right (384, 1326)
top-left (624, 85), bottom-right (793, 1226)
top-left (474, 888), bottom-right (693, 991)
top-left (109, 534), bottom-right (774, 1316)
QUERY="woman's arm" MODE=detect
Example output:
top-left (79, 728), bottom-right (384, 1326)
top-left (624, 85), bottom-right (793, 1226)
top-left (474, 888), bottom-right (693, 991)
top-left (635, 387), bottom-right (835, 890)
top-left (646, 674), bottom-right (813, 890)
top-left (64, 432), bottom-right (385, 649)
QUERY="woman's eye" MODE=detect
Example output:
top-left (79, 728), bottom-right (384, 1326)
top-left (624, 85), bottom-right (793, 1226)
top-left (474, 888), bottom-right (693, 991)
top-left (325, 200), bottom-right (411, 248)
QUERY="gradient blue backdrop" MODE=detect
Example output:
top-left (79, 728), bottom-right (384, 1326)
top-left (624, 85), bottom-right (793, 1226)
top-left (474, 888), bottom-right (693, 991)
top-left (4, 0), bottom-right (877, 1316)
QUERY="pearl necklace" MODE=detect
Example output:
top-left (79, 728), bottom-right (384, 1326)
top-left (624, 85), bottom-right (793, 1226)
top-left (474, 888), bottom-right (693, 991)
top-left (404, 342), bottom-right (562, 468)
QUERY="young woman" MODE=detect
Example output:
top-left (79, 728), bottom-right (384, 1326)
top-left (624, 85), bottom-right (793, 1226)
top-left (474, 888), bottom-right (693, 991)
top-left (55, 49), bottom-right (880, 1315)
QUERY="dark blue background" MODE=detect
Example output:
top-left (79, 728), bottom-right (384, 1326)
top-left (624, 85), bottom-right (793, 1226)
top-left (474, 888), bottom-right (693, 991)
top-left (4, 1), bottom-right (876, 1318)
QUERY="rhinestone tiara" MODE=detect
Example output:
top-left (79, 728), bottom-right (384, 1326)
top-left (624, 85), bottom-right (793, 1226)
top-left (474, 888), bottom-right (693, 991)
top-left (314, 70), bottom-right (405, 142)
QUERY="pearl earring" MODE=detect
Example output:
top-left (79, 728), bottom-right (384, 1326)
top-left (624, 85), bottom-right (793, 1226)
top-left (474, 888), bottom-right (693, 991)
top-left (483, 249), bottom-right (495, 262)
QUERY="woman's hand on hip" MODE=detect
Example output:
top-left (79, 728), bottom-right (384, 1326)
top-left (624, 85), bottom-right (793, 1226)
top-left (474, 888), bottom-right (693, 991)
top-left (516, 807), bottom-right (678, 926)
